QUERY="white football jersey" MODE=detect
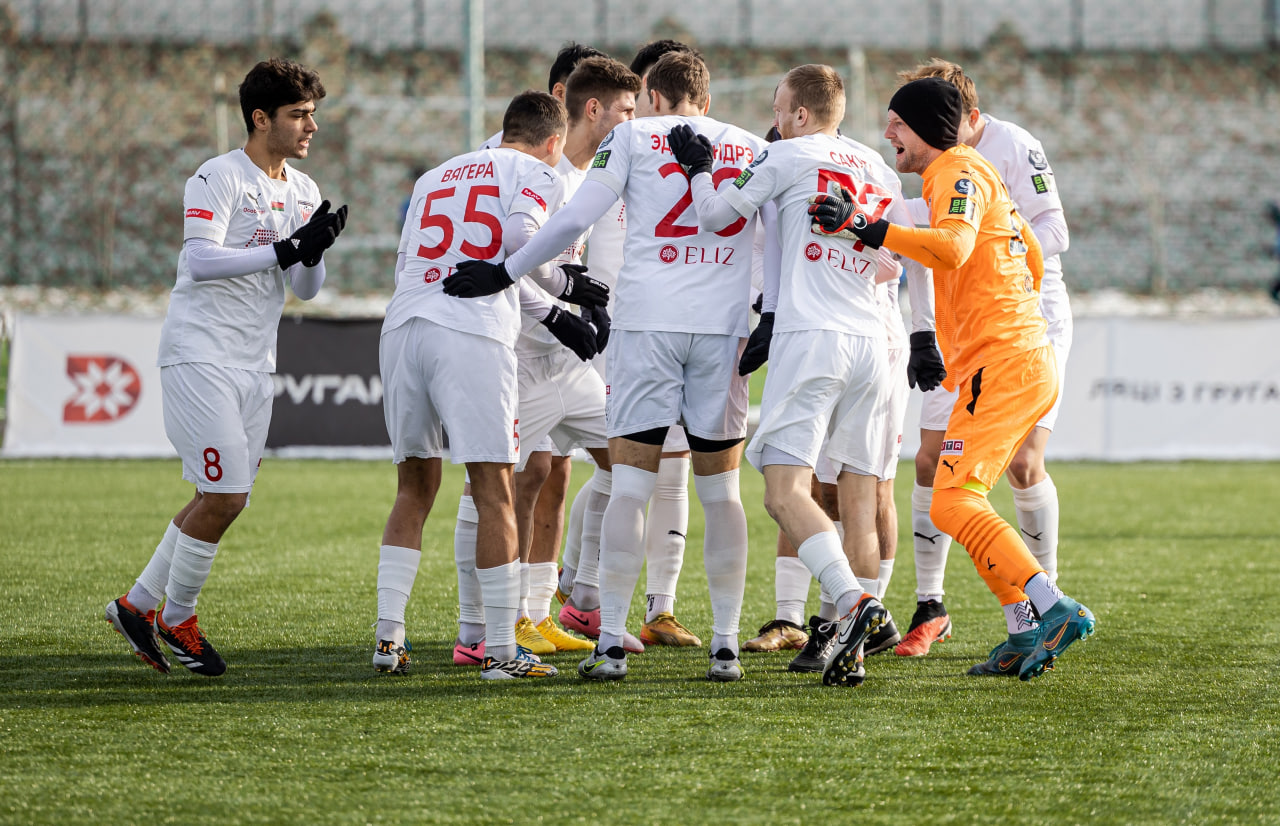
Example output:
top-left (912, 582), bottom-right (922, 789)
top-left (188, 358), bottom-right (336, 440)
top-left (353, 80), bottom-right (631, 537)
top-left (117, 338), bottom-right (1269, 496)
top-left (516, 156), bottom-right (591, 360)
top-left (158, 148), bottom-right (322, 372)
top-left (383, 148), bottom-right (561, 348)
top-left (973, 114), bottom-right (1066, 285)
top-left (586, 115), bottom-right (767, 336)
top-left (720, 133), bottom-right (910, 339)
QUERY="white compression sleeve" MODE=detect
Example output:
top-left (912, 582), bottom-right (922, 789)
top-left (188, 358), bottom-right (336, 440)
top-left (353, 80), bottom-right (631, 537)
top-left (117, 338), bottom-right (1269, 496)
top-left (185, 237), bottom-right (280, 281)
top-left (689, 172), bottom-right (749, 232)
top-left (502, 179), bottom-right (616, 278)
top-left (1029, 208), bottom-right (1070, 261)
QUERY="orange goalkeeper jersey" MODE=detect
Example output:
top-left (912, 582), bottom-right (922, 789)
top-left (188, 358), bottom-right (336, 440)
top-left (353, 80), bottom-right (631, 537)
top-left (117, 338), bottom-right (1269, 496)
top-left (883, 144), bottom-right (1046, 390)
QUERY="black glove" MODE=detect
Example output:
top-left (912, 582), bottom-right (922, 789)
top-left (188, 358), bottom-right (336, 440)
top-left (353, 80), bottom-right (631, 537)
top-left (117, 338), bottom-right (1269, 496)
top-left (274, 199), bottom-right (344, 269)
top-left (301, 201), bottom-right (348, 267)
top-left (738, 312), bottom-right (774, 376)
top-left (541, 306), bottom-right (598, 362)
top-left (583, 303), bottom-right (611, 353)
top-left (751, 292), bottom-right (763, 315)
top-left (556, 263), bottom-right (610, 307)
top-left (668, 124), bottom-right (714, 179)
top-left (443, 260), bottom-right (515, 297)
top-left (906, 330), bottom-right (948, 392)
top-left (807, 187), bottom-right (888, 249)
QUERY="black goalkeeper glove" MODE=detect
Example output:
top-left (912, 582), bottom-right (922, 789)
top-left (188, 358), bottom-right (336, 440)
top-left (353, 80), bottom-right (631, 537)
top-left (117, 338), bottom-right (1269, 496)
top-left (274, 199), bottom-right (344, 269)
top-left (906, 330), bottom-right (948, 392)
top-left (541, 306), bottom-right (598, 362)
top-left (583, 303), bottom-right (611, 353)
top-left (443, 260), bottom-right (515, 298)
top-left (556, 263), bottom-right (610, 307)
top-left (301, 201), bottom-right (348, 267)
top-left (668, 124), bottom-right (715, 179)
top-left (738, 312), bottom-right (774, 376)
top-left (807, 187), bottom-right (889, 249)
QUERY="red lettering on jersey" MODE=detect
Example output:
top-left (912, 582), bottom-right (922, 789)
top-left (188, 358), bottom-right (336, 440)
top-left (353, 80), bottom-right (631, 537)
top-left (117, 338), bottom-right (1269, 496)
top-left (521, 187), bottom-right (546, 210)
top-left (186, 208), bottom-right (213, 220)
top-left (828, 152), bottom-right (869, 171)
top-left (683, 246), bottom-right (735, 265)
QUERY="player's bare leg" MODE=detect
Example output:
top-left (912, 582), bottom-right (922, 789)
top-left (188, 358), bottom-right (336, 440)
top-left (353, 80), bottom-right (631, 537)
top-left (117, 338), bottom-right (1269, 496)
top-left (373, 457), bottom-right (441, 674)
top-left (512, 451), bottom-right (556, 655)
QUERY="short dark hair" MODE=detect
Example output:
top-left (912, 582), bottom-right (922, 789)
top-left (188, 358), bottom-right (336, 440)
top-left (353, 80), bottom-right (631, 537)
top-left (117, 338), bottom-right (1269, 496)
top-left (565, 57), bottom-right (641, 124)
top-left (238, 58), bottom-right (326, 136)
top-left (629, 39), bottom-right (701, 78)
top-left (502, 90), bottom-right (568, 146)
top-left (548, 42), bottom-right (607, 92)
top-left (644, 51), bottom-right (709, 111)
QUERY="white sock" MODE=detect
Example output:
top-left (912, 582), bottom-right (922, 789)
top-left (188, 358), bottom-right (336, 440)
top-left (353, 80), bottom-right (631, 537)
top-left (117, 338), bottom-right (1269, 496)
top-left (644, 455), bottom-right (689, 600)
top-left (876, 558), bottom-right (895, 601)
top-left (796, 531), bottom-right (860, 617)
top-left (574, 469), bottom-right (611, 592)
top-left (912, 482), bottom-right (951, 598)
top-left (376, 544), bottom-right (422, 645)
top-left (1013, 476), bottom-right (1060, 582)
top-left (645, 593), bottom-right (674, 622)
top-left (527, 562), bottom-right (558, 624)
top-left (519, 562), bottom-right (531, 618)
top-left (1023, 572), bottom-right (1066, 617)
top-left (129, 521), bottom-right (181, 613)
top-left (562, 472), bottom-right (590, 575)
top-left (453, 496), bottom-right (484, 629)
top-left (710, 633), bottom-right (739, 657)
top-left (599, 465), bottom-right (656, 644)
top-left (476, 560), bottom-right (520, 661)
top-left (1004, 599), bottom-right (1039, 634)
top-left (161, 532), bottom-right (219, 627)
top-left (695, 469), bottom-right (747, 640)
top-left (857, 577), bottom-right (880, 599)
top-left (774, 556), bottom-right (811, 626)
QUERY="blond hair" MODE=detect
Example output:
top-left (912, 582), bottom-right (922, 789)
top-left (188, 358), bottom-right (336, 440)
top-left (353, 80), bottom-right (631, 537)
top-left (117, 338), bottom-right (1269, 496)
top-left (781, 64), bottom-right (846, 128)
top-left (897, 58), bottom-right (979, 112)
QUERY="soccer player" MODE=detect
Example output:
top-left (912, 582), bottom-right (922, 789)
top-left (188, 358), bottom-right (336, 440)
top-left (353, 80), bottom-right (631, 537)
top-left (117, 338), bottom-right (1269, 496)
top-left (571, 39), bottom-right (711, 651)
top-left (104, 58), bottom-right (348, 676)
top-left (372, 90), bottom-right (608, 680)
top-left (445, 51), bottom-right (767, 682)
top-left (505, 56), bottom-right (640, 656)
top-left (892, 59), bottom-right (1074, 660)
top-left (809, 77), bottom-right (1096, 680)
top-left (669, 64), bottom-right (938, 686)
top-left (453, 43), bottom-right (613, 664)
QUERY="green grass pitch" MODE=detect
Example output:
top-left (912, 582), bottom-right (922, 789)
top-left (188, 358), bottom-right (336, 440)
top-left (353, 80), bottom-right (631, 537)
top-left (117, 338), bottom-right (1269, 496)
top-left (1, 458), bottom-right (1277, 824)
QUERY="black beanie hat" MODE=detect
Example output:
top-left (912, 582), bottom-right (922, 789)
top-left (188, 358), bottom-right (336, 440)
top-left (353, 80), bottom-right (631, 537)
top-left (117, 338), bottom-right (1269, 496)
top-left (888, 77), bottom-right (963, 150)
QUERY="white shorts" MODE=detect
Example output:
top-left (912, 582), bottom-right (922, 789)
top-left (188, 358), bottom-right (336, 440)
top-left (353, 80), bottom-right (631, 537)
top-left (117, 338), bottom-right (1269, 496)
top-left (747, 330), bottom-right (887, 475)
top-left (515, 349), bottom-right (608, 471)
top-left (605, 329), bottom-right (749, 443)
top-left (162, 362), bottom-right (272, 494)
top-left (813, 344), bottom-right (908, 483)
top-left (593, 344), bottom-right (688, 453)
top-left (380, 318), bottom-right (518, 465)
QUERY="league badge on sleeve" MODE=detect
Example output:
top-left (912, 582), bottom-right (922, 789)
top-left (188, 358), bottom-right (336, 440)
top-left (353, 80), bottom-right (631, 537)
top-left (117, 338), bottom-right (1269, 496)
top-left (1028, 149), bottom-right (1048, 170)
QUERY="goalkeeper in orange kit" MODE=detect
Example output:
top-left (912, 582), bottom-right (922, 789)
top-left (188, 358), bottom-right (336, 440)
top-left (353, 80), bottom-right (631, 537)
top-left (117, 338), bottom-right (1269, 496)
top-left (808, 77), bottom-right (1095, 680)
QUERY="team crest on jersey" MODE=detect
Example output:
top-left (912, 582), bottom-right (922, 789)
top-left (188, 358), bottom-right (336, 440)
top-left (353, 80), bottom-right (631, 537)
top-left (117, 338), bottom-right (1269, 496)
top-left (1031, 173), bottom-right (1051, 194)
top-left (954, 178), bottom-right (973, 195)
top-left (733, 168), bottom-right (753, 189)
top-left (300, 200), bottom-right (316, 220)
top-left (1028, 149), bottom-right (1048, 170)
top-left (63, 355), bottom-right (142, 424)
top-left (591, 150), bottom-right (611, 169)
